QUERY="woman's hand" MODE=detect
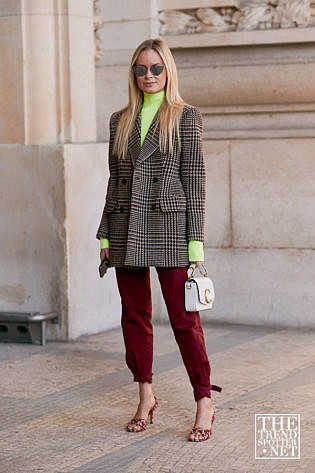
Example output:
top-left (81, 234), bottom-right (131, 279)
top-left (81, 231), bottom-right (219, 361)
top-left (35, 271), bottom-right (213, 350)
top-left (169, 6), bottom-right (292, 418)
top-left (100, 248), bottom-right (110, 262)
top-left (192, 261), bottom-right (203, 268)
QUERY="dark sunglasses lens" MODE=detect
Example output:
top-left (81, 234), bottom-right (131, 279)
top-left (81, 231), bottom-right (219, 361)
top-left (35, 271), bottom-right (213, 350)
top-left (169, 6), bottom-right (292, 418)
top-left (133, 65), bottom-right (147, 76)
top-left (151, 65), bottom-right (164, 76)
top-left (133, 65), bottom-right (164, 77)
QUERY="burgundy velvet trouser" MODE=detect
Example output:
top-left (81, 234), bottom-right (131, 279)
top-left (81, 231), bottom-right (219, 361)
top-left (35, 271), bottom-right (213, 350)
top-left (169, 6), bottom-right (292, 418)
top-left (115, 265), bottom-right (221, 402)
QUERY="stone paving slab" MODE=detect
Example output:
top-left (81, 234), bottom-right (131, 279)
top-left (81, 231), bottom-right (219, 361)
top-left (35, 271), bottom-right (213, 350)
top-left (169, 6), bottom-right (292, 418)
top-left (0, 323), bottom-right (314, 473)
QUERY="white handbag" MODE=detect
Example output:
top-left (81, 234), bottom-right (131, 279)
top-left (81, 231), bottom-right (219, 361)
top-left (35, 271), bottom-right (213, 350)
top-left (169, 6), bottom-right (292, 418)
top-left (185, 264), bottom-right (215, 312)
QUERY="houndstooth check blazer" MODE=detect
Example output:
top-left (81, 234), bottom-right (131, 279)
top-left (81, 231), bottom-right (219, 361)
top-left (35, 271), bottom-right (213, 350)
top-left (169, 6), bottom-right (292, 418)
top-left (96, 104), bottom-right (206, 267)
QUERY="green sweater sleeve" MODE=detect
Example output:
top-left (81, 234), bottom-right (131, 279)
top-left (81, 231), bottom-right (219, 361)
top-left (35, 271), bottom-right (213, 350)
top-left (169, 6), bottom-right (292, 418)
top-left (188, 240), bottom-right (204, 262)
top-left (100, 238), bottom-right (110, 249)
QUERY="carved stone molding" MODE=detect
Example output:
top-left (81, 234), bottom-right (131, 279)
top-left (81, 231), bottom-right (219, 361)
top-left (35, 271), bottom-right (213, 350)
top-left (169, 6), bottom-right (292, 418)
top-left (159, 0), bottom-right (315, 34)
top-left (94, 0), bottom-right (104, 61)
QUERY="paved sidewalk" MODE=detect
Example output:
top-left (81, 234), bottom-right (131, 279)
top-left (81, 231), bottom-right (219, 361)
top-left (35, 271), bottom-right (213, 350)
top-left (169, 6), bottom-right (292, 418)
top-left (0, 322), bottom-right (314, 473)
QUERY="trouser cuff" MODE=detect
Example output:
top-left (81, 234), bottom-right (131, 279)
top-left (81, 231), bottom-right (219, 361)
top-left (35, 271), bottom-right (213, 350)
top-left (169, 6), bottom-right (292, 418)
top-left (133, 376), bottom-right (153, 384)
top-left (194, 384), bottom-right (222, 401)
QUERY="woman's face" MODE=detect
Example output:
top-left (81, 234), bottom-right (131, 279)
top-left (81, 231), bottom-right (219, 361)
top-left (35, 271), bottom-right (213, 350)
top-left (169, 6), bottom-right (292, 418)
top-left (134, 48), bottom-right (167, 94)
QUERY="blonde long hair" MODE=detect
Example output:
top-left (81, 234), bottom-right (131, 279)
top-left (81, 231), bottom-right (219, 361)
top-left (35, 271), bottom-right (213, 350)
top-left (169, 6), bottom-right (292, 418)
top-left (113, 38), bottom-right (185, 159)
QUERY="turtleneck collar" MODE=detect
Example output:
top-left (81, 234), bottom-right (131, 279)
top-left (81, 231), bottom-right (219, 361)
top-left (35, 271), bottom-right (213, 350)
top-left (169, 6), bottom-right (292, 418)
top-left (140, 90), bottom-right (165, 146)
top-left (142, 90), bottom-right (165, 108)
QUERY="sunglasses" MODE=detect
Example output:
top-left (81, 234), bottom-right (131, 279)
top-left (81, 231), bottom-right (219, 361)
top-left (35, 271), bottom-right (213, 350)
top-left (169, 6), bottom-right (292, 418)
top-left (133, 64), bottom-right (165, 77)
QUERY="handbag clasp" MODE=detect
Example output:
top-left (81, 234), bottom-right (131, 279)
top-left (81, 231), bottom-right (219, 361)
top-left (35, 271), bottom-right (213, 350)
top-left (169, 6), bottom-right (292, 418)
top-left (205, 288), bottom-right (213, 304)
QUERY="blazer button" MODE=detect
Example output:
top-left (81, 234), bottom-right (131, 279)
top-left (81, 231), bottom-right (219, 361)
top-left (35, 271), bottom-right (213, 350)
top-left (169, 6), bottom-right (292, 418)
top-left (151, 204), bottom-right (156, 210)
top-left (120, 206), bottom-right (124, 213)
top-left (153, 177), bottom-right (158, 183)
top-left (121, 178), bottom-right (127, 184)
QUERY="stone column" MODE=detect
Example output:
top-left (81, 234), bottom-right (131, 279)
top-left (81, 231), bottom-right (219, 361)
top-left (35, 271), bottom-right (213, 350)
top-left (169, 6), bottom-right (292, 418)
top-left (0, 0), bottom-right (120, 340)
top-left (0, 0), bottom-right (96, 144)
top-left (95, 0), bottom-right (160, 141)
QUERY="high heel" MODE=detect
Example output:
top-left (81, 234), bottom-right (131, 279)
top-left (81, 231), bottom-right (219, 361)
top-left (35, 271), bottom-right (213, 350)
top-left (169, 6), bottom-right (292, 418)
top-left (127, 396), bottom-right (158, 432)
top-left (188, 410), bottom-right (215, 442)
top-left (148, 396), bottom-right (158, 424)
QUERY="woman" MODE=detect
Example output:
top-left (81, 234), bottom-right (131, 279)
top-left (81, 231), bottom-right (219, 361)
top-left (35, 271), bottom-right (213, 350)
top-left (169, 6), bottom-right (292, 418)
top-left (97, 38), bottom-right (221, 442)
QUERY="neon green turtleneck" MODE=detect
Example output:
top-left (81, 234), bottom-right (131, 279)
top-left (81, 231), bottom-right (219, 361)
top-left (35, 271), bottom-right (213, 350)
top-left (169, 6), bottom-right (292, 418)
top-left (100, 90), bottom-right (204, 262)
top-left (140, 90), bottom-right (165, 146)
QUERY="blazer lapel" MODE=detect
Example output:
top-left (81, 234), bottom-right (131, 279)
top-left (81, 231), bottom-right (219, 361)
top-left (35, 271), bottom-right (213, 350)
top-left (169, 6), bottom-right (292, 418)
top-left (136, 115), bottom-right (160, 167)
top-left (128, 114), bottom-right (141, 167)
top-left (128, 113), bottom-right (160, 167)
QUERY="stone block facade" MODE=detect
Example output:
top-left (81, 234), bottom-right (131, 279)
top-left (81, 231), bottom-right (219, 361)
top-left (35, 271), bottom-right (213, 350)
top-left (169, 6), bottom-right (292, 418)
top-left (1, 0), bottom-right (314, 338)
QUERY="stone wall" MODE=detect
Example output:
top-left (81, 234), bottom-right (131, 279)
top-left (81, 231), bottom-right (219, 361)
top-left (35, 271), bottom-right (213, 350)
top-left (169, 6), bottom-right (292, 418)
top-left (95, 0), bottom-right (315, 328)
top-left (165, 26), bottom-right (315, 328)
top-left (0, 1), bottom-right (121, 340)
top-left (0, 145), bottom-right (67, 338)
top-left (1, 0), bottom-right (315, 340)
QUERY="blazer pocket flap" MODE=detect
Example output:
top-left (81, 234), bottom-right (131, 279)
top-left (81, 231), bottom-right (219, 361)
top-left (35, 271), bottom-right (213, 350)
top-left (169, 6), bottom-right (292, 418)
top-left (159, 196), bottom-right (186, 212)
